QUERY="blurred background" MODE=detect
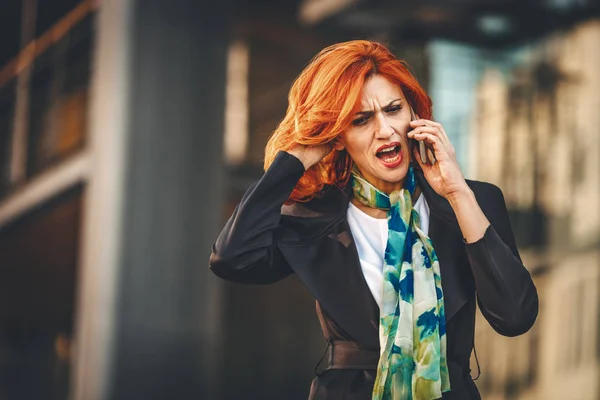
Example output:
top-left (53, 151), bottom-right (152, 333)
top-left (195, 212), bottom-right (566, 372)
top-left (0, 0), bottom-right (598, 399)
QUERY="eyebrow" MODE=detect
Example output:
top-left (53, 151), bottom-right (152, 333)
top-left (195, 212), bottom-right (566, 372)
top-left (355, 98), bottom-right (403, 116)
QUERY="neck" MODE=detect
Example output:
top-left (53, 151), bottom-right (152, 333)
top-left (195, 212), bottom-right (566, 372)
top-left (373, 180), bottom-right (404, 195)
top-left (351, 186), bottom-right (422, 220)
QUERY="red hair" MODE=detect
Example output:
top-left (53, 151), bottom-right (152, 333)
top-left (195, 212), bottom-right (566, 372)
top-left (264, 40), bottom-right (432, 203)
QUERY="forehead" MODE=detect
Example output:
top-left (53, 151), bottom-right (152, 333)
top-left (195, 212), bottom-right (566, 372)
top-left (359, 75), bottom-right (405, 106)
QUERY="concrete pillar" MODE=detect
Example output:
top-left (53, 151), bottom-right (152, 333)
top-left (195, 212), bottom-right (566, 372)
top-left (72, 0), bottom-right (233, 399)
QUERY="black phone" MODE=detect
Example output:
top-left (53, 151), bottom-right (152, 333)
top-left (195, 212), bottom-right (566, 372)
top-left (409, 106), bottom-right (436, 165)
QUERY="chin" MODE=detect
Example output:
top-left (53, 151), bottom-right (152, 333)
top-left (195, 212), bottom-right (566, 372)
top-left (380, 166), bottom-right (409, 183)
top-left (354, 153), bottom-right (410, 190)
top-left (366, 160), bottom-right (410, 189)
top-left (382, 156), bottom-right (410, 175)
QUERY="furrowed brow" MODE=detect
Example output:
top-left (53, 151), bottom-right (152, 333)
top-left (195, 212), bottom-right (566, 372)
top-left (356, 98), bottom-right (403, 114)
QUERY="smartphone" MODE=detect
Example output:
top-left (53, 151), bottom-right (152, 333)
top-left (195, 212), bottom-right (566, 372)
top-left (409, 106), bottom-right (436, 165)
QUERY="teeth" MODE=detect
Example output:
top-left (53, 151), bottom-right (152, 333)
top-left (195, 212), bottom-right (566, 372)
top-left (380, 147), bottom-right (395, 153)
top-left (382, 155), bottom-right (399, 163)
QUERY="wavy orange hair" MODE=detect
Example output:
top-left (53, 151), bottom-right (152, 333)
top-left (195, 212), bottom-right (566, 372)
top-left (264, 40), bottom-right (433, 203)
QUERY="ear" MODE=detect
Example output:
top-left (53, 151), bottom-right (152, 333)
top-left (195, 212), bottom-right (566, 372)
top-left (331, 138), bottom-right (345, 151)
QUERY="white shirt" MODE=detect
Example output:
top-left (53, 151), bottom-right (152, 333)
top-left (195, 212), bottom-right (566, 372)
top-left (346, 193), bottom-right (430, 308)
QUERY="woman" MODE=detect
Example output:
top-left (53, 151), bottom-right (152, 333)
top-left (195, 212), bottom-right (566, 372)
top-left (209, 40), bottom-right (538, 400)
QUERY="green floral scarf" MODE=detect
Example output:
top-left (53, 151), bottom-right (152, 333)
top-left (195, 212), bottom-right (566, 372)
top-left (351, 166), bottom-right (450, 400)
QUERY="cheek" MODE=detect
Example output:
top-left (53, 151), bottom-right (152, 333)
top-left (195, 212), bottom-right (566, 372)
top-left (342, 133), bottom-right (370, 157)
top-left (394, 125), bottom-right (411, 149)
top-left (392, 120), bottom-right (410, 138)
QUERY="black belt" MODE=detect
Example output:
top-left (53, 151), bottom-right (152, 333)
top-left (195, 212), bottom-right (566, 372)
top-left (315, 340), bottom-right (379, 375)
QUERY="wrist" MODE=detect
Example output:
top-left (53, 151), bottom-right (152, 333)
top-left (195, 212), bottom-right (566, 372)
top-left (286, 149), bottom-right (309, 170)
top-left (446, 185), bottom-right (490, 243)
top-left (446, 185), bottom-right (475, 208)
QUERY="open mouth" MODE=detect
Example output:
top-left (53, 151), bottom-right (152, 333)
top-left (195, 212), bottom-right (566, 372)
top-left (376, 144), bottom-right (401, 165)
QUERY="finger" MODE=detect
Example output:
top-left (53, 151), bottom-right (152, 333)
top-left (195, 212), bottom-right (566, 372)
top-left (408, 126), bottom-right (455, 157)
top-left (408, 123), bottom-right (445, 143)
top-left (434, 123), bottom-right (452, 150)
top-left (408, 127), bottom-right (444, 147)
top-left (409, 120), bottom-right (450, 146)
top-left (437, 124), bottom-right (451, 145)
top-left (412, 137), bottom-right (438, 165)
top-left (409, 132), bottom-right (445, 156)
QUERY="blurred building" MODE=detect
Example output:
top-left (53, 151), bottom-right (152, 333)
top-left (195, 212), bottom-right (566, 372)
top-left (470, 20), bottom-right (600, 400)
top-left (0, 0), bottom-right (94, 398)
top-left (0, 0), bottom-right (598, 399)
top-left (0, 0), bottom-right (233, 399)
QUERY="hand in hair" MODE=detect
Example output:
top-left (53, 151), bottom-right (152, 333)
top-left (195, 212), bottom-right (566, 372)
top-left (287, 143), bottom-right (333, 171)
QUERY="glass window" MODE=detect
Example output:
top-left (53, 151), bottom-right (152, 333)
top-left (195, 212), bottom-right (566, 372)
top-left (35, 0), bottom-right (82, 36)
top-left (0, 80), bottom-right (16, 198)
top-left (0, 0), bottom-right (21, 67)
top-left (0, 185), bottom-right (83, 400)
top-left (27, 14), bottom-right (93, 177)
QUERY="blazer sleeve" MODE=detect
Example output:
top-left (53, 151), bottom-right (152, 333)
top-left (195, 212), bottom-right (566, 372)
top-left (209, 151), bottom-right (306, 284)
top-left (466, 183), bottom-right (539, 337)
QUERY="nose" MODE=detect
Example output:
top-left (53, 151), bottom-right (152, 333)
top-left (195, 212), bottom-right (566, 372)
top-left (374, 112), bottom-right (394, 139)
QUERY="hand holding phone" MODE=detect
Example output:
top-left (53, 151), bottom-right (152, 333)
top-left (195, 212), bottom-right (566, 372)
top-left (409, 106), bottom-right (436, 165)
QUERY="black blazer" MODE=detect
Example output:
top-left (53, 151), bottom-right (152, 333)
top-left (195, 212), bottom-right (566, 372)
top-left (210, 151), bottom-right (538, 400)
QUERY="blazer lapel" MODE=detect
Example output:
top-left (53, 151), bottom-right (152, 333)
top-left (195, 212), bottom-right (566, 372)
top-left (415, 169), bottom-right (470, 323)
top-left (341, 217), bottom-right (381, 339)
top-left (280, 185), bottom-right (381, 348)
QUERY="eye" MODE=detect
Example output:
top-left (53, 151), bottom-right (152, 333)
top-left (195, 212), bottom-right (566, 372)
top-left (352, 116), bottom-right (370, 126)
top-left (385, 105), bottom-right (401, 114)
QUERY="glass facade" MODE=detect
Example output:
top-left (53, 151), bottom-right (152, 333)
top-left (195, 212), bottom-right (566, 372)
top-left (0, 0), bottom-right (21, 67)
top-left (35, 0), bottom-right (83, 37)
top-left (0, 81), bottom-right (15, 197)
top-left (0, 3), bottom-right (95, 399)
top-left (27, 14), bottom-right (93, 177)
top-left (0, 185), bottom-right (83, 400)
